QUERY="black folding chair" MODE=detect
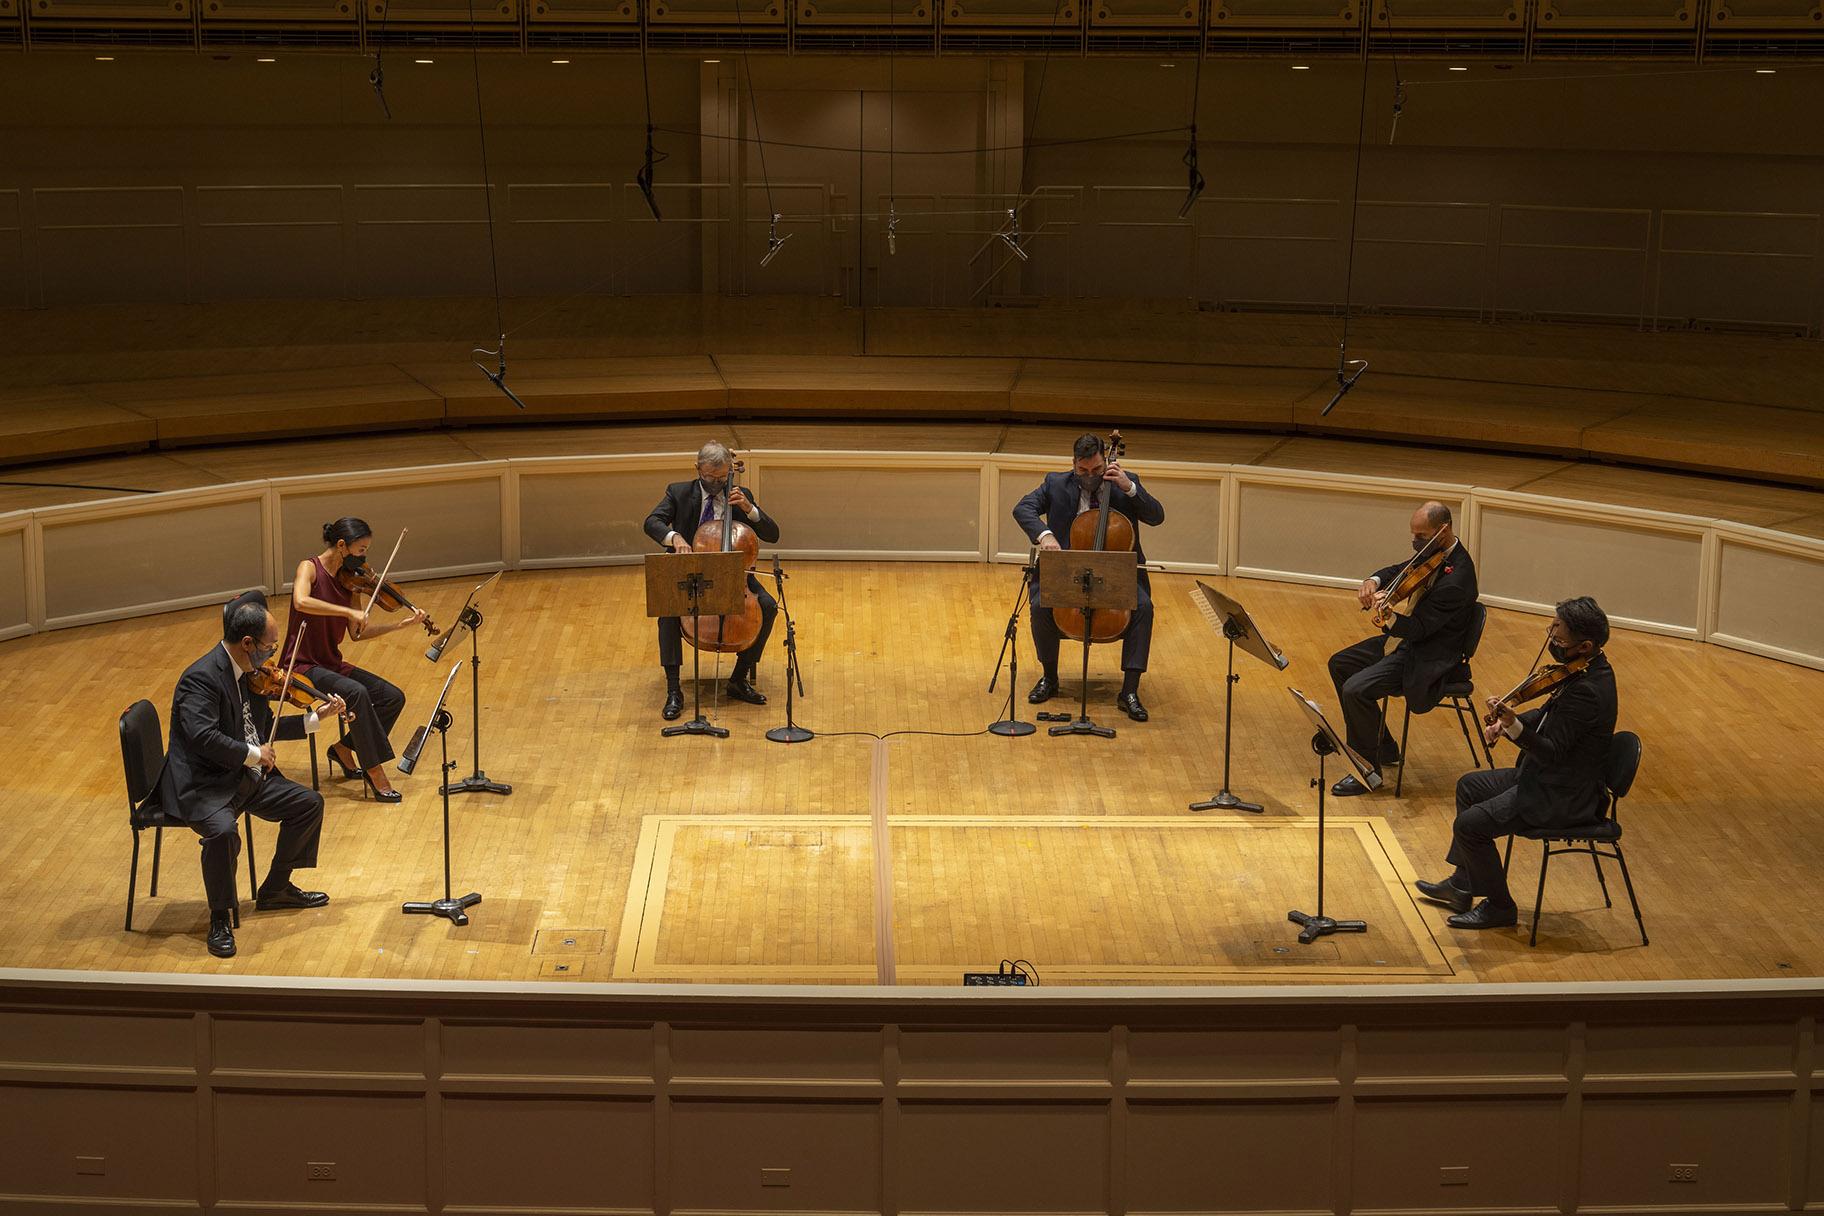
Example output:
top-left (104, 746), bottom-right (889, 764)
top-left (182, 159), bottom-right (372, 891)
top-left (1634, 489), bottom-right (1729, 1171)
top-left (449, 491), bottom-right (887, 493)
top-left (1381, 602), bottom-right (1496, 796)
top-left (1502, 731), bottom-right (1648, 948)
top-left (120, 699), bottom-right (258, 932)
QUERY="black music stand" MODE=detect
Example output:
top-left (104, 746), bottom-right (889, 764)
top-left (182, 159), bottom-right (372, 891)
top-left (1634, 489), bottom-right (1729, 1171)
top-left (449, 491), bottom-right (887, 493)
top-left (1037, 549), bottom-right (1138, 739)
top-left (755, 558), bottom-right (812, 745)
top-left (986, 548), bottom-right (1040, 738)
top-left (1188, 581), bottom-right (1288, 814)
top-left (426, 570), bottom-right (511, 798)
top-left (1286, 687), bottom-right (1377, 944)
top-left (400, 661), bottom-right (481, 925)
top-left (645, 550), bottom-right (747, 740)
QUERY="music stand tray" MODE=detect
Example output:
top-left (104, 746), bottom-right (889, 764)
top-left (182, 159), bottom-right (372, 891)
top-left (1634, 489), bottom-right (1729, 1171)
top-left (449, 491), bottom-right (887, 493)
top-left (644, 551), bottom-right (749, 740)
top-left (1286, 687), bottom-right (1377, 944)
top-left (1036, 549), bottom-right (1140, 739)
top-left (1188, 581), bottom-right (1288, 813)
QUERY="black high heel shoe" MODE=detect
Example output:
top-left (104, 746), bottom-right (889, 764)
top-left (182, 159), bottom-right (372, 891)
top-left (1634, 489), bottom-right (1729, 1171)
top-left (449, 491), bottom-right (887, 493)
top-left (326, 742), bottom-right (362, 780)
top-left (361, 770), bottom-right (404, 805)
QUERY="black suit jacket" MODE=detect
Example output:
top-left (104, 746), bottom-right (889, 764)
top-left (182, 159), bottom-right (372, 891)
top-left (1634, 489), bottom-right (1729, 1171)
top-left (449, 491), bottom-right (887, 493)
top-left (1370, 546), bottom-right (1479, 713)
top-left (1013, 471), bottom-right (1166, 598)
top-left (160, 645), bottom-right (307, 823)
top-left (1509, 652), bottom-right (1618, 828)
top-left (644, 480), bottom-right (782, 549)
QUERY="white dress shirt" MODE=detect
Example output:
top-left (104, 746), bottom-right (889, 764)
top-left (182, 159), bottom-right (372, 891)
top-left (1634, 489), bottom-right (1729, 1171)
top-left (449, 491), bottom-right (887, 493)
top-left (221, 641), bottom-right (320, 768)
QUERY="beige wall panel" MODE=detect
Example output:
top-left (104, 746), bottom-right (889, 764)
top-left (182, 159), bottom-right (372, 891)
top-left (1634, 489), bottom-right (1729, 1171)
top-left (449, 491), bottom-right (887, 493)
top-left (0, 1009), bottom-right (193, 1069)
top-left (41, 497), bottom-right (265, 624)
top-left (670, 1099), bottom-right (879, 1211)
top-left (1131, 473), bottom-right (1222, 569)
top-left (1236, 483), bottom-right (1450, 581)
top-left (0, 526), bottom-right (26, 632)
top-left (899, 1029), bottom-right (1107, 1082)
top-left (1356, 1023), bottom-right (1566, 1078)
top-left (519, 468), bottom-right (669, 563)
top-left (670, 1026), bottom-right (882, 1080)
top-left (442, 1095), bottom-right (655, 1210)
top-left (1715, 540), bottom-right (1824, 662)
top-left (440, 1020), bottom-right (653, 1078)
top-left (998, 467), bottom-right (1049, 557)
top-left (1127, 1028), bottom-right (1339, 1080)
top-left (278, 478), bottom-right (502, 576)
top-left (1126, 1101), bottom-right (1334, 1212)
top-left (1580, 1094), bottom-right (1788, 1205)
top-left (900, 1101), bottom-right (1106, 1210)
top-left (0, 1084), bottom-right (198, 1204)
top-left (1477, 506), bottom-right (1701, 629)
top-left (212, 1015), bottom-right (424, 1076)
top-left (766, 466), bottom-right (981, 555)
top-left (214, 1092), bottom-right (426, 1206)
top-left (1583, 1020), bottom-right (1794, 1077)
top-left (1352, 1097), bottom-right (1560, 1207)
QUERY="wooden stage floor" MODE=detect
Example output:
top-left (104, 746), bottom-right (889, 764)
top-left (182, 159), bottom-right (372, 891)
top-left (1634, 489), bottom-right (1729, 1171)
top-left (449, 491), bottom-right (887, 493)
top-left (4, 562), bottom-right (1821, 987)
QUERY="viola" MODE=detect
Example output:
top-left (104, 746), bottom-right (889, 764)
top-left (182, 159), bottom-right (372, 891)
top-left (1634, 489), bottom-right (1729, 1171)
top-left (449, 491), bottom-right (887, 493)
top-left (336, 562), bottom-right (438, 635)
top-left (1054, 430), bottom-right (1135, 644)
top-left (681, 458), bottom-right (765, 655)
top-left (1484, 649), bottom-right (1593, 726)
top-left (248, 661), bottom-right (347, 720)
top-left (1369, 532), bottom-right (1450, 629)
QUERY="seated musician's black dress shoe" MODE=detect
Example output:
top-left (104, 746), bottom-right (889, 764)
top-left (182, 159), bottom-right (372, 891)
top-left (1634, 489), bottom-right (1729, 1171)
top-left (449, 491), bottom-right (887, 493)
top-left (1331, 773), bottom-right (1377, 796)
top-left (1415, 876), bottom-right (1472, 913)
top-left (725, 679), bottom-right (767, 706)
top-left (206, 915), bottom-right (236, 959)
top-left (1447, 900), bottom-right (1518, 930)
top-left (256, 883), bottom-right (331, 912)
top-left (662, 689), bottom-right (684, 720)
top-left (1116, 692), bottom-right (1149, 722)
top-left (1028, 676), bottom-right (1058, 704)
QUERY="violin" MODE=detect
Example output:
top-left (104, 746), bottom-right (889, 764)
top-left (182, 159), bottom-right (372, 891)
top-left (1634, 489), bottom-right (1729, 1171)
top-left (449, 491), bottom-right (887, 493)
top-left (1483, 640), bottom-right (1593, 726)
top-left (681, 457), bottom-right (765, 655)
top-left (1369, 531), bottom-right (1449, 629)
top-left (248, 662), bottom-right (348, 720)
top-left (1055, 430), bottom-right (1135, 645)
top-left (336, 562), bottom-right (437, 635)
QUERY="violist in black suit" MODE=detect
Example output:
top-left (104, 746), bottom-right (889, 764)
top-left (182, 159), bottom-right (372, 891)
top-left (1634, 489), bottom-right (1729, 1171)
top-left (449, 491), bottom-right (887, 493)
top-left (643, 440), bottom-right (782, 720)
top-left (161, 596), bottom-right (345, 958)
top-left (1326, 501), bottom-right (1480, 796)
top-left (1416, 596), bottom-right (1619, 930)
top-left (1013, 433), bottom-right (1167, 722)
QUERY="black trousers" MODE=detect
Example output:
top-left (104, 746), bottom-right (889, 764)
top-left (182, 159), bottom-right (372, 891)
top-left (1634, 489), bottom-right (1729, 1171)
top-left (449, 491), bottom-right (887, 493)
top-left (1029, 579), bottom-right (1154, 675)
top-left (192, 773), bottom-right (324, 912)
top-left (658, 576), bottom-right (778, 676)
top-left (1327, 635), bottom-right (1410, 762)
top-left (307, 665), bottom-right (405, 769)
top-left (1446, 766), bottom-right (1523, 910)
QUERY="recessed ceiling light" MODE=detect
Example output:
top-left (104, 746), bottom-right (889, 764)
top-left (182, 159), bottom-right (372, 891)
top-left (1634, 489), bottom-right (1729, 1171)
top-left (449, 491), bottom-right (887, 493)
top-left (1448, 65), bottom-right (1467, 71)
top-left (703, 57), bottom-right (721, 63)
top-left (551, 58), bottom-right (570, 63)
top-left (1755, 67), bottom-right (1776, 74)
top-left (94, 55), bottom-right (115, 61)
top-left (1291, 64), bottom-right (1310, 70)
top-left (1160, 61), bottom-right (1176, 67)
top-left (257, 56), bottom-right (276, 62)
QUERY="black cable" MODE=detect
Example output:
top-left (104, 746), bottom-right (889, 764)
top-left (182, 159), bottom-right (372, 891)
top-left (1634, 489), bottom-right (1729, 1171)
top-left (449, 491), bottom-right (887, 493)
top-left (0, 480), bottom-right (156, 494)
top-left (1177, 15), bottom-right (1207, 219)
top-left (636, 0), bottom-right (666, 221)
top-left (732, 0), bottom-right (778, 235)
top-left (1333, 10), bottom-right (1378, 369)
top-left (465, 0), bottom-right (506, 351)
top-left (368, 0), bottom-right (393, 119)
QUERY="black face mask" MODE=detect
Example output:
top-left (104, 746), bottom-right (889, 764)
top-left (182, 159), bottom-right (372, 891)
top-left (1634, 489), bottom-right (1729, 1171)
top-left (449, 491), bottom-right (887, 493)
top-left (1078, 470), bottom-right (1105, 496)
top-left (342, 552), bottom-right (366, 571)
top-left (1548, 639), bottom-right (1578, 664)
top-left (1413, 532), bottom-right (1439, 553)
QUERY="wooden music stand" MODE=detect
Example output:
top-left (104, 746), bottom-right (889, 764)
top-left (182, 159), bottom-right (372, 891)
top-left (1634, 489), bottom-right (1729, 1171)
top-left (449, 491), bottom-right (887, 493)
top-left (1037, 548), bottom-right (1138, 739)
top-left (644, 551), bottom-right (748, 740)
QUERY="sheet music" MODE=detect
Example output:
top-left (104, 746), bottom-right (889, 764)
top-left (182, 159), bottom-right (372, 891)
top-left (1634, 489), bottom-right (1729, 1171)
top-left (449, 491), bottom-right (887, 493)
top-left (1190, 582), bottom-right (1289, 671)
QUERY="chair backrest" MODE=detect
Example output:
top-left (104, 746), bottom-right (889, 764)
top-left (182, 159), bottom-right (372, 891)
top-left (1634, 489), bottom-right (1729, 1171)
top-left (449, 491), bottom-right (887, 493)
top-left (1460, 601), bottom-right (1489, 662)
top-left (119, 699), bottom-right (167, 813)
top-left (1604, 731), bottom-right (1643, 810)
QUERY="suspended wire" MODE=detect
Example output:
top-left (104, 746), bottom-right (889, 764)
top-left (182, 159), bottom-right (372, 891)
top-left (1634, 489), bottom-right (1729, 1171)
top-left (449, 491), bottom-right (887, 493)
top-left (635, 0), bottom-right (666, 220)
top-left (1177, 6), bottom-right (1207, 218)
top-left (465, 0), bottom-right (506, 347)
top-left (732, 0), bottom-right (778, 228)
top-left (1383, 0), bottom-right (1406, 145)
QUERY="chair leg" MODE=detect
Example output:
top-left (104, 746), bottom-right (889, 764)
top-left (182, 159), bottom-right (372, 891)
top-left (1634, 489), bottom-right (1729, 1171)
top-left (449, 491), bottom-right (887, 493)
top-left (125, 829), bottom-right (141, 932)
top-left (1529, 843), bottom-right (1552, 947)
top-left (1394, 703), bottom-right (1412, 797)
top-left (1612, 846), bottom-right (1648, 947)
top-left (243, 814), bottom-right (260, 902)
top-left (1589, 847), bottom-right (1612, 908)
top-left (1451, 698), bottom-right (1483, 770)
top-left (310, 733), bottom-right (320, 793)
top-left (231, 903), bottom-right (241, 930)
top-left (149, 825), bottom-right (163, 898)
top-left (1502, 834), bottom-right (1513, 875)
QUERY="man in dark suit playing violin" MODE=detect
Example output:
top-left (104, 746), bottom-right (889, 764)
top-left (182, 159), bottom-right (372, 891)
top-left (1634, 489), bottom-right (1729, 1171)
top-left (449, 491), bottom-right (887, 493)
top-left (1416, 596), bottom-right (1618, 929)
top-left (1326, 501), bottom-right (1479, 796)
top-left (1013, 433), bottom-right (1167, 722)
top-left (644, 441), bottom-right (782, 720)
top-left (159, 597), bottom-right (344, 958)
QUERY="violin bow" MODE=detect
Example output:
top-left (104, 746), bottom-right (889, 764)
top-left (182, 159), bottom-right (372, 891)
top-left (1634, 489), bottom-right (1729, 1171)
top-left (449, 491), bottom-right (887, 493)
top-left (359, 527), bottom-right (408, 635)
top-left (264, 623), bottom-right (309, 748)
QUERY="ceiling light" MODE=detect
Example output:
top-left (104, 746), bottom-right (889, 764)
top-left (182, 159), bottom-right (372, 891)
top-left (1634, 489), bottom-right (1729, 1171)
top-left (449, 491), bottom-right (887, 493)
top-left (415, 57), bottom-right (434, 64)
top-left (1291, 64), bottom-right (1310, 70)
top-left (94, 55), bottom-right (115, 61)
top-left (703, 58), bottom-right (721, 63)
top-left (1160, 62), bottom-right (1176, 67)
top-left (551, 58), bottom-right (570, 63)
top-left (1755, 68), bottom-right (1776, 74)
top-left (1448, 65), bottom-right (1467, 71)
top-left (257, 56), bottom-right (276, 62)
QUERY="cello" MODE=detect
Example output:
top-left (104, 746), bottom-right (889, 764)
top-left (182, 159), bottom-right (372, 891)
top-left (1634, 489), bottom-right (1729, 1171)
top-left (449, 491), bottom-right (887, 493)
top-left (1053, 430), bottom-right (1134, 644)
top-left (681, 457), bottom-right (764, 654)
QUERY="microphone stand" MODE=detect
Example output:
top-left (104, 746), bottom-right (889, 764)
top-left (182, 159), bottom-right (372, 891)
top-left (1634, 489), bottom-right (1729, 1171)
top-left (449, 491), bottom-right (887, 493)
top-left (759, 558), bottom-right (812, 745)
top-left (401, 663), bottom-right (481, 925)
top-left (987, 549), bottom-right (1037, 738)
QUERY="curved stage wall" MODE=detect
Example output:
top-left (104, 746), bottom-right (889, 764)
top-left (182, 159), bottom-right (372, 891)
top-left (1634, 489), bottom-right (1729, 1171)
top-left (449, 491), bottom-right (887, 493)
top-left (3, 448), bottom-right (1823, 672)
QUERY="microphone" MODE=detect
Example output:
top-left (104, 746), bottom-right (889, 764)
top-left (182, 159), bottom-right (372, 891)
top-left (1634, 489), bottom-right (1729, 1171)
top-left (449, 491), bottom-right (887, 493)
top-left (472, 334), bottom-right (527, 410)
top-left (637, 125), bottom-right (665, 222)
top-left (396, 724), bottom-right (429, 775)
top-left (368, 57), bottom-right (392, 120)
top-left (1319, 344), bottom-right (1370, 418)
top-left (1177, 129), bottom-right (1205, 220)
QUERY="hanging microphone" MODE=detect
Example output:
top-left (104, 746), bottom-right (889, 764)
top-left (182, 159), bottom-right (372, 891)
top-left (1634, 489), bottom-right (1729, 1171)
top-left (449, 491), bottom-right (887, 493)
top-left (1320, 339), bottom-right (1370, 418)
top-left (1177, 127), bottom-right (1206, 220)
top-left (472, 334), bottom-right (527, 410)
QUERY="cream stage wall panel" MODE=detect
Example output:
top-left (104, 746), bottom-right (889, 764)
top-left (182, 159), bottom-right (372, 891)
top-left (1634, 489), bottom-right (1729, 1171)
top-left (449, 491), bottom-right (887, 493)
top-left (0, 519), bottom-right (27, 641)
top-left (1233, 476), bottom-right (1469, 587)
top-left (516, 460), bottom-right (684, 567)
top-left (756, 456), bottom-right (985, 560)
top-left (1710, 528), bottom-right (1824, 666)
top-left (1129, 470), bottom-right (1225, 573)
top-left (273, 465), bottom-right (506, 585)
top-left (36, 488), bottom-right (266, 629)
top-left (1474, 499), bottom-right (1706, 637)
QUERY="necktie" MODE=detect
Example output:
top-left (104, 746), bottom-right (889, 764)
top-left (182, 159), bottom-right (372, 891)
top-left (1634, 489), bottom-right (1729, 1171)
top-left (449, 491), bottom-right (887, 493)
top-left (238, 675), bottom-right (259, 749)
top-left (1089, 487), bottom-right (1101, 509)
top-left (700, 488), bottom-right (716, 525)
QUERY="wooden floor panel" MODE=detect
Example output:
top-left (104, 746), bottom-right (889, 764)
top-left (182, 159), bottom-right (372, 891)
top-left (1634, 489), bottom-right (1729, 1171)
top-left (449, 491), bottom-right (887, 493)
top-left (2, 562), bottom-right (1821, 986)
